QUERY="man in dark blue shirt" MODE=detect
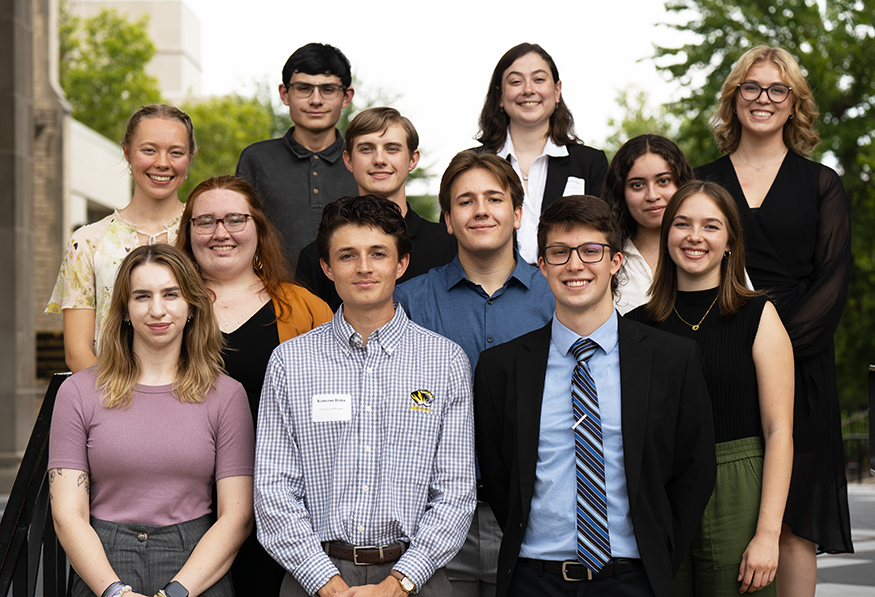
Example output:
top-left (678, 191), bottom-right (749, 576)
top-left (394, 151), bottom-right (554, 597)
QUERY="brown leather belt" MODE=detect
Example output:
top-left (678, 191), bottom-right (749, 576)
top-left (324, 541), bottom-right (408, 565)
top-left (518, 557), bottom-right (642, 581)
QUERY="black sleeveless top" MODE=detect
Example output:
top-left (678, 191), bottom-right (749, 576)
top-left (628, 289), bottom-right (768, 443)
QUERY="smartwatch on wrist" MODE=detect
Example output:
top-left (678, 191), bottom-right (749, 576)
top-left (160, 581), bottom-right (189, 597)
top-left (389, 570), bottom-right (415, 594)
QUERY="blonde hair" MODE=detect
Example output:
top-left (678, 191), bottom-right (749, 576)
top-left (96, 245), bottom-right (224, 408)
top-left (712, 45), bottom-right (820, 156)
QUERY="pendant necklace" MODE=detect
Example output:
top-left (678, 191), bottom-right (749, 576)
top-left (735, 150), bottom-right (787, 173)
top-left (674, 294), bottom-right (719, 331)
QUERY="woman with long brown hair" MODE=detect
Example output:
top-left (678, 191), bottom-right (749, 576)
top-left (48, 244), bottom-right (254, 597)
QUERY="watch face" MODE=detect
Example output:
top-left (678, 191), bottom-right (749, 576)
top-left (163, 581), bottom-right (189, 597)
top-left (401, 577), bottom-right (415, 592)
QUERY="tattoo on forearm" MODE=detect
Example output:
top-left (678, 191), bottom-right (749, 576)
top-left (49, 469), bottom-right (56, 484)
top-left (77, 472), bottom-right (90, 496)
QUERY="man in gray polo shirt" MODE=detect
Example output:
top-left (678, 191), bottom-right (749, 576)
top-left (236, 42), bottom-right (359, 261)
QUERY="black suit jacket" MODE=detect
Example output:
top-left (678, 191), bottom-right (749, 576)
top-left (474, 317), bottom-right (716, 597)
top-left (470, 142), bottom-right (609, 209)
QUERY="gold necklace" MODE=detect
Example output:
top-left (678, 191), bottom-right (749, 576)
top-left (735, 150), bottom-right (787, 173)
top-left (674, 294), bottom-right (719, 331)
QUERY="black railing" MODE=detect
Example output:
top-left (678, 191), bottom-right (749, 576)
top-left (0, 373), bottom-right (70, 597)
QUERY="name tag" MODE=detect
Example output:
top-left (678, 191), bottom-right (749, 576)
top-left (312, 394), bottom-right (352, 422)
top-left (563, 176), bottom-right (586, 196)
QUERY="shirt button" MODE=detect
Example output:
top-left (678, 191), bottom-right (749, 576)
top-left (313, 155), bottom-right (320, 160)
top-left (366, 367), bottom-right (373, 374)
top-left (358, 525), bottom-right (365, 533)
top-left (362, 485), bottom-right (369, 492)
top-left (137, 532), bottom-right (147, 542)
top-left (487, 299), bottom-right (493, 305)
top-left (313, 188), bottom-right (319, 194)
top-left (487, 336), bottom-right (494, 343)
top-left (365, 405), bottom-right (372, 412)
top-left (313, 171), bottom-right (318, 176)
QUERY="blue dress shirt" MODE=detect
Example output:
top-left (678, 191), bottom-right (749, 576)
top-left (519, 310), bottom-right (640, 561)
top-left (393, 251), bottom-right (555, 371)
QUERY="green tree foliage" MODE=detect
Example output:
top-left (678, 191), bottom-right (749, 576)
top-left (603, 87), bottom-right (677, 160)
top-left (179, 85), bottom-right (291, 200)
top-left (652, 0), bottom-right (875, 411)
top-left (59, 2), bottom-right (164, 144)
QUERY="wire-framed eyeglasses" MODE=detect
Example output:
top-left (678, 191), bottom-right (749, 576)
top-left (190, 214), bottom-right (252, 234)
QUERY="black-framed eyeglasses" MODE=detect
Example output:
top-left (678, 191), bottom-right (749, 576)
top-left (286, 82), bottom-right (345, 99)
top-left (737, 82), bottom-right (792, 103)
top-left (542, 243), bottom-right (611, 266)
top-left (190, 214), bottom-right (252, 234)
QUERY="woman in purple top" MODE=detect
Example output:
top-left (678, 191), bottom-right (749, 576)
top-left (48, 244), bottom-right (255, 597)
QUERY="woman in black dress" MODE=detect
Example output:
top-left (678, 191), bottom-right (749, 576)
top-left (177, 175), bottom-right (332, 596)
top-left (474, 43), bottom-right (608, 264)
top-left (696, 45), bottom-right (852, 597)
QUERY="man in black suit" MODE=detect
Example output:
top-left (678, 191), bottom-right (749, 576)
top-left (474, 195), bottom-right (716, 597)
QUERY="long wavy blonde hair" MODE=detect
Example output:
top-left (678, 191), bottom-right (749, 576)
top-left (96, 244), bottom-right (224, 408)
top-left (712, 45), bottom-right (820, 156)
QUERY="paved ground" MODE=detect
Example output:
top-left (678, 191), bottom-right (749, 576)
top-left (816, 480), bottom-right (875, 596)
top-left (1, 478), bottom-right (874, 595)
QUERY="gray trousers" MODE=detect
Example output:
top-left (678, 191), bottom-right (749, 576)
top-left (445, 502), bottom-right (502, 597)
top-left (280, 558), bottom-right (452, 597)
top-left (70, 515), bottom-right (233, 597)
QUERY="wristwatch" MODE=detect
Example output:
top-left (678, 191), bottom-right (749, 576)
top-left (159, 581), bottom-right (189, 597)
top-left (390, 570), bottom-right (415, 594)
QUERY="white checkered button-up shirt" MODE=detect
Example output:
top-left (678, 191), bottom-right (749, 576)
top-left (254, 305), bottom-right (476, 595)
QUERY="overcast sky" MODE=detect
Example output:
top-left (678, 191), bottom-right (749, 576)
top-left (179, 0), bottom-right (696, 193)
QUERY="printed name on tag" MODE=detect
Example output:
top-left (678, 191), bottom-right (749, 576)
top-left (312, 393), bottom-right (352, 422)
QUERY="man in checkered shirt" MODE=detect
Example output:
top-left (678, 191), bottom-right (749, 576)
top-left (255, 194), bottom-right (476, 597)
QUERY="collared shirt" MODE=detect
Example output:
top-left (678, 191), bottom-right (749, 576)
top-left (255, 305), bottom-right (476, 595)
top-left (497, 129), bottom-right (568, 264)
top-left (615, 239), bottom-right (653, 315)
top-left (393, 250), bottom-right (554, 371)
top-left (236, 127), bottom-right (359, 262)
top-left (520, 310), bottom-right (640, 560)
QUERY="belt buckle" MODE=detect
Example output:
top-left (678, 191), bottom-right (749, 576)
top-left (561, 561), bottom-right (593, 581)
top-left (353, 545), bottom-right (378, 565)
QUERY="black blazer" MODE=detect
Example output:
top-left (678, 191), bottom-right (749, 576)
top-left (470, 142), bottom-right (609, 208)
top-left (474, 317), bottom-right (716, 597)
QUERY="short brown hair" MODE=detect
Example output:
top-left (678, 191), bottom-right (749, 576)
top-left (646, 181), bottom-right (761, 321)
top-left (713, 45), bottom-right (820, 156)
top-left (538, 195), bottom-right (623, 296)
top-left (345, 107), bottom-right (419, 155)
top-left (438, 151), bottom-right (524, 214)
top-left (316, 195), bottom-right (412, 264)
top-left (177, 175), bottom-right (297, 320)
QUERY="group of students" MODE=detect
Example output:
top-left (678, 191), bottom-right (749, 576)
top-left (43, 38), bottom-right (850, 597)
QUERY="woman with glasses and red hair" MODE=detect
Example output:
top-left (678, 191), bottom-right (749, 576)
top-left (696, 45), bottom-right (853, 597)
top-left (176, 175), bottom-right (332, 596)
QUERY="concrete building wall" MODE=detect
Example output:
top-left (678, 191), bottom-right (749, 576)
top-left (69, 0), bottom-right (202, 102)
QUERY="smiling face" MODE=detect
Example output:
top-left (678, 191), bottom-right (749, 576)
top-left (125, 118), bottom-right (192, 202)
top-left (279, 72), bottom-right (354, 136)
top-left (735, 61), bottom-right (794, 141)
top-left (624, 153), bottom-right (678, 234)
top-left (667, 192), bottom-right (730, 291)
top-left (127, 261), bottom-right (190, 356)
top-left (499, 52), bottom-right (562, 130)
top-left (343, 123), bottom-right (420, 205)
top-left (320, 224), bottom-right (409, 316)
top-left (189, 188), bottom-right (257, 282)
top-left (445, 168), bottom-right (521, 259)
top-left (539, 224), bottom-right (622, 329)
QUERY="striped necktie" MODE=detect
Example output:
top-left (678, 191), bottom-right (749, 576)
top-left (571, 337), bottom-right (611, 573)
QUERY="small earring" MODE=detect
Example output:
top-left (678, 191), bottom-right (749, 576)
top-left (724, 250), bottom-right (731, 259)
top-left (253, 252), bottom-right (264, 271)
top-left (187, 314), bottom-right (193, 322)
top-left (123, 317), bottom-right (131, 325)
top-left (789, 113), bottom-right (795, 120)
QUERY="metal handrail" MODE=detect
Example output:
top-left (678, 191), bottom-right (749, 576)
top-left (0, 373), bottom-right (70, 596)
